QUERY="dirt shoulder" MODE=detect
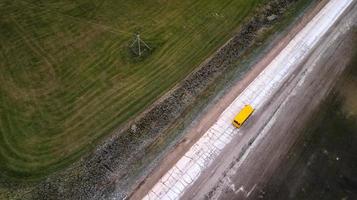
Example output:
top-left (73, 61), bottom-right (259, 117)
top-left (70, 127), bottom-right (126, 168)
top-left (261, 29), bottom-right (357, 200)
top-left (129, 0), bottom-right (329, 199)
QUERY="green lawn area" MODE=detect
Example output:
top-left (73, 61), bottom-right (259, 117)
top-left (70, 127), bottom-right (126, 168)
top-left (0, 0), bottom-right (262, 179)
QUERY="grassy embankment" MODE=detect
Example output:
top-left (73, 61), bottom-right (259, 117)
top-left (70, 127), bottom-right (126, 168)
top-left (0, 0), bottom-right (264, 180)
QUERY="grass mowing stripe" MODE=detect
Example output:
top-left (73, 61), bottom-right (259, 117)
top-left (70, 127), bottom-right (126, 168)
top-left (0, 0), bottom-right (262, 179)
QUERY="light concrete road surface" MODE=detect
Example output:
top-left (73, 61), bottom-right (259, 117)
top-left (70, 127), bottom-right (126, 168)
top-left (140, 0), bottom-right (356, 199)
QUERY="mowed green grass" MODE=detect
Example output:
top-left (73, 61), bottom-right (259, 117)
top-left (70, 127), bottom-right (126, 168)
top-left (0, 0), bottom-right (262, 179)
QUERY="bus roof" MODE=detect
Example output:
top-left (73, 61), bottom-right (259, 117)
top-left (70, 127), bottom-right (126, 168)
top-left (234, 105), bottom-right (254, 124)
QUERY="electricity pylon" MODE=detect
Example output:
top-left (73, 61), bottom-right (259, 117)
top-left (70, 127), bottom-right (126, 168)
top-left (130, 33), bottom-right (151, 57)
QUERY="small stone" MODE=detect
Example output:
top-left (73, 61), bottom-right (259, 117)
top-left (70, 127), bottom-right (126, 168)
top-left (267, 14), bottom-right (278, 21)
top-left (130, 124), bottom-right (138, 133)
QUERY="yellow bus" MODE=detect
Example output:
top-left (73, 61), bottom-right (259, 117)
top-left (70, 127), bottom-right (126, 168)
top-left (232, 105), bottom-right (254, 128)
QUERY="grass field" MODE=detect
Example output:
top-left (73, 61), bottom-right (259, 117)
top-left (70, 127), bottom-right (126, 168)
top-left (0, 0), bottom-right (263, 180)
